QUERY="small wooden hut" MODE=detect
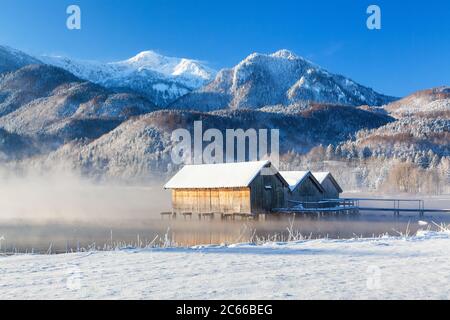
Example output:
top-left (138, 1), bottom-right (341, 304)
top-left (312, 172), bottom-right (343, 199)
top-left (279, 171), bottom-right (325, 206)
top-left (164, 161), bottom-right (289, 215)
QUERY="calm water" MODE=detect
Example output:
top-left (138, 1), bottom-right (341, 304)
top-left (1, 191), bottom-right (450, 254)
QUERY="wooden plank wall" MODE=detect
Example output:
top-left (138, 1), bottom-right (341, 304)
top-left (320, 178), bottom-right (340, 199)
top-left (250, 173), bottom-right (286, 213)
top-left (172, 188), bottom-right (251, 214)
top-left (286, 177), bottom-right (324, 204)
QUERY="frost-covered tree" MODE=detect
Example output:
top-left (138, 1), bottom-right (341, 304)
top-left (325, 144), bottom-right (335, 160)
top-left (360, 146), bottom-right (373, 160)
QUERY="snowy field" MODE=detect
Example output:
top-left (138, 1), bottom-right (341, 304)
top-left (1, 230), bottom-right (450, 300)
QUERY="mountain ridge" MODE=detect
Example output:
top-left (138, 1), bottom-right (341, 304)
top-left (0, 45), bottom-right (42, 74)
top-left (40, 50), bottom-right (217, 106)
top-left (170, 49), bottom-right (398, 111)
top-left (0, 44), bottom-right (448, 192)
top-left (0, 64), bottom-right (158, 149)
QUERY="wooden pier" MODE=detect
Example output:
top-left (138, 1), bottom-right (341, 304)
top-left (275, 198), bottom-right (450, 217)
top-left (160, 211), bottom-right (259, 220)
top-left (273, 199), bottom-right (359, 216)
top-left (354, 198), bottom-right (450, 217)
top-left (162, 197), bottom-right (450, 220)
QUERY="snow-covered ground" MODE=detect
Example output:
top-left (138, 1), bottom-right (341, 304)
top-left (1, 230), bottom-right (450, 300)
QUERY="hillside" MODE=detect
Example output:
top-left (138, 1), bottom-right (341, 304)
top-left (0, 45), bottom-right (42, 74)
top-left (384, 86), bottom-right (450, 117)
top-left (336, 88), bottom-right (450, 163)
top-left (32, 107), bottom-right (392, 180)
top-left (0, 64), bottom-right (158, 152)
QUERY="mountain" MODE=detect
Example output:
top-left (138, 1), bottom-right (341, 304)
top-left (0, 64), bottom-right (158, 150)
top-left (338, 87), bottom-right (450, 163)
top-left (0, 127), bottom-right (38, 160)
top-left (34, 106), bottom-right (393, 180)
top-left (0, 45), bottom-right (42, 74)
top-left (0, 63), bottom-right (80, 117)
top-left (384, 86), bottom-right (450, 117)
top-left (171, 49), bottom-right (397, 111)
top-left (40, 51), bottom-right (216, 106)
top-left (0, 44), bottom-right (447, 192)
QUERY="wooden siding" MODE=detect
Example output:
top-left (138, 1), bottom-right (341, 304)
top-left (286, 176), bottom-right (324, 205)
top-left (249, 173), bottom-right (286, 213)
top-left (172, 188), bottom-right (251, 214)
top-left (321, 178), bottom-right (340, 199)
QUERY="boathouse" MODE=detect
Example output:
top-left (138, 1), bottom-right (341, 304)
top-left (312, 172), bottom-right (343, 199)
top-left (164, 161), bottom-right (289, 215)
top-left (279, 171), bottom-right (325, 206)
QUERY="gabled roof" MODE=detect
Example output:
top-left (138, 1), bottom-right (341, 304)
top-left (279, 171), bottom-right (309, 192)
top-left (165, 160), bottom-right (288, 189)
top-left (279, 171), bottom-right (325, 193)
top-left (312, 172), bottom-right (343, 193)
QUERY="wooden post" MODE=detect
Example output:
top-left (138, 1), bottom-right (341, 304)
top-left (419, 200), bottom-right (424, 217)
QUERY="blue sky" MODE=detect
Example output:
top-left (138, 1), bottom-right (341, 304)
top-left (0, 0), bottom-right (449, 97)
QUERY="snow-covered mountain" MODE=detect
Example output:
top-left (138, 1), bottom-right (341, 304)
top-left (384, 86), bottom-right (450, 117)
top-left (0, 45), bottom-right (42, 74)
top-left (332, 87), bottom-right (450, 169)
top-left (171, 49), bottom-right (397, 111)
top-left (0, 64), bottom-right (158, 149)
top-left (40, 51), bottom-right (216, 106)
top-left (1, 44), bottom-right (448, 192)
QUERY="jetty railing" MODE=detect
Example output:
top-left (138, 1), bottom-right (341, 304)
top-left (274, 199), bottom-right (359, 215)
top-left (342, 198), bottom-right (424, 216)
top-left (340, 198), bottom-right (450, 217)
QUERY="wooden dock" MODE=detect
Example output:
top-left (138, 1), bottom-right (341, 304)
top-left (343, 198), bottom-right (450, 217)
top-left (160, 211), bottom-right (258, 220)
top-left (270, 197), bottom-right (450, 217)
top-left (358, 207), bottom-right (450, 216)
top-left (273, 199), bottom-right (359, 216)
top-left (162, 197), bottom-right (450, 219)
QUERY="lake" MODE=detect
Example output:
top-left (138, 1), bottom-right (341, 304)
top-left (1, 182), bottom-right (450, 254)
top-left (2, 204), bottom-right (450, 254)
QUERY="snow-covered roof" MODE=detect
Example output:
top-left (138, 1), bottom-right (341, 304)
top-left (312, 172), bottom-right (343, 193)
top-left (279, 171), bottom-right (310, 192)
top-left (165, 160), bottom-right (280, 189)
top-left (312, 172), bottom-right (330, 184)
top-left (279, 171), bottom-right (325, 192)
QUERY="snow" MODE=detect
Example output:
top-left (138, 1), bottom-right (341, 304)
top-left (279, 171), bottom-right (310, 191)
top-left (1, 231), bottom-right (450, 299)
top-left (312, 172), bottom-right (330, 184)
top-left (41, 51), bottom-right (216, 90)
top-left (152, 83), bottom-right (170, 92)
top-left (164, 161), bottom-right (270, 189)
top-left (117, 51), bottom-right (215, 82)
top-left (270, 49), bottom-right (299, 60)
top-left (39, 51), bottom-right (216, 106)
top-left (175, 49), bottom-right (396, 111)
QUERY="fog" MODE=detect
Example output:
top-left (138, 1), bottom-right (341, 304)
top-left (1, 167), bottom-right (450, 253)
top-left (0, 167), bottom-right (171, 225)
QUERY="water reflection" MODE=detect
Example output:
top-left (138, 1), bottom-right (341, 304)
top-left (1, 210), bottom-right (450, 254)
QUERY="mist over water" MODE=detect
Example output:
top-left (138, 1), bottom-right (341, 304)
top-left (1, 168), bottom-right (450, 253)
top-left (0, 167), bottom-right (170, 223)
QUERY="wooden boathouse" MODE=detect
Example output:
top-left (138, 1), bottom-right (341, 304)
top-left (164, 161), bottom-right (289, 216)
top-left (312, 172), bottom-right (343, 199)
top-left (164, 162), bottom-right (450, 219)
top-left (279, 171), bottom-right (325, 205)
